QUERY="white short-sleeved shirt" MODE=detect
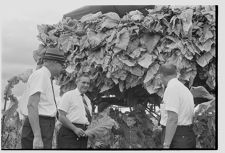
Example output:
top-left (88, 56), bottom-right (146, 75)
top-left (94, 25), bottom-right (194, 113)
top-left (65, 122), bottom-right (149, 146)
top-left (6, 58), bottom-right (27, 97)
top-left (24, 66), bottom-right (57, 117)
top-left (160, 78), bottom-right (194, 126)
top-left (58, 88), bottom-right (92, 125)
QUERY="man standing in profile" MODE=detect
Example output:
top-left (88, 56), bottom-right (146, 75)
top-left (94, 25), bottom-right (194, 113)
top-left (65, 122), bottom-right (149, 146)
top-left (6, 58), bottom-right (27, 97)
top-left (57, 73), bottom-right (92, 149)
top-left (21, 47), bottom-right (66, 149)
top-left (159, 63), bottom-right (196, 149)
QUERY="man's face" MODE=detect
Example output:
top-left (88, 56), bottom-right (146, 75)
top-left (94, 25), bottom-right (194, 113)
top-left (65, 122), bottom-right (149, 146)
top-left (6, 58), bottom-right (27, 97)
top-left (126, 117), bottom-right (136, 127)
top-left (77, 76), bottom-right (90, 94)
top-left (52, 61), bottom-right (64, 77)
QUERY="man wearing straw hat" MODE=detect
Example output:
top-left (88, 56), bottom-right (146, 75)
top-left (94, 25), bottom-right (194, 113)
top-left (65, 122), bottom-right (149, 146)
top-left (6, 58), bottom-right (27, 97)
top-left (21, 47), bottom-right (66, 149)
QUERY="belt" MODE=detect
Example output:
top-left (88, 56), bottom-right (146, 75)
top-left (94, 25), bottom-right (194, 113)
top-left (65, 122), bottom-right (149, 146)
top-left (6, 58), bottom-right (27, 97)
top-left (25, 115), bottom-right (55, 120)
top-left (177, 124), bottom-right (193, 128)
top-left (39, 115), bottom-right (55, 120)
top-left (161, 124), bottom-right (193, 128)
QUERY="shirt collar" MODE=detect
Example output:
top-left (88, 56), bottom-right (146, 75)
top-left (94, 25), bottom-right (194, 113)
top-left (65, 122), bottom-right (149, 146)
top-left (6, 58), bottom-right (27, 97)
top-left (42, 66), bottom-right (51, 79)
top-left (75, 88), bottom-right (84, 96)
top-left (167, 77), bottom-right (178, 87)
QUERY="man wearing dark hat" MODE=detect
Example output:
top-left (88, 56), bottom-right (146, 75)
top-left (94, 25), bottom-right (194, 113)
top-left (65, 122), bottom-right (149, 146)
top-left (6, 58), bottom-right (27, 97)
top-left (159, 63), bottom-right (196, 149)
top-left (21, 47), bottom-right (66, 149)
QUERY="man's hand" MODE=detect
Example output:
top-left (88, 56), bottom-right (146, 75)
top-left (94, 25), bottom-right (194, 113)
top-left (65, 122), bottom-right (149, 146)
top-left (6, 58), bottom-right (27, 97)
top-left (137, 144), bottom-right (142, 148)
top-left (73, 127), bottom-right (86, 137)
top-left (95, 141), bottom-right (104, 148)
top-left (163, 142), bottom-right (170, 149)
top-left (33, 136), bottom-right (44, 149)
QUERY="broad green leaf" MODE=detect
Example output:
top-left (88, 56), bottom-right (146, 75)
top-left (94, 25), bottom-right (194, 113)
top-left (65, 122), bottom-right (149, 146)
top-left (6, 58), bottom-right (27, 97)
top-left (199, 25), bottom-right (214, 43)
top-left (177, 57), bottom-right (193, 70)
top-left (126, 38), bottom-right (140, 54)
top-left (165, 40), bottom-right (183, 53)
top-left (154, 21), bottom-right (163, 33)
top-left (185, 41), bottom-right (198, 55)
top-left (88, 49), bottom-right (104, 65)
top-left (59, 36), bottom-right (79, 52)
top-left (190, 86), bottom-right (214, 100)
top-left (101, 18), bottom-right (119, 29)
top-left (124, 65), bottom-right (144, 77)
top-left (119, 81), bottom-right (124, 92)
top-left (144, 63), bottom-right (160, 83)
top-left (80, 12), bottom-right (102, 23)
top-left (166, 52), bottom-right (183, 68)
top-left (111, 77), bottom-right (119, 84)
top-left (206, 75), bottom-right (215, 89)
top-left (144, 78), bottom-right (161, 95)
top-left (4, 96), bottom-right (18, 123)
top-left (102, 55), bottom-right (111, 71)
top-left (111, 56), bottom-right (123, 69)
top-left (129, 48), bottom-right (146, 59)
top-left (100, 84), bottom-right (112, 93)
top-left (87, 30), bottom-right (106, 49)
top-left (100, 78), bottom-right (114, 93)
top-left (124, 75), bottom-right (132, 89)
top-left (179, 69), bottom-right (197, 83)
top-left (141, 34), bottom-right (161, 54)
top-left (196, 52), bottom-right (213, 67)
top-left (104, 12), bottom-right (120, 21)
top-left (37, 24), bottom-right (48, 34)
top-left (129, 10), bottom-right (144, 21)
top-left (48, 29), bottom-right (58, 41)
top-left (209, 46), bottom-right (215, 57)
top-left (138, 53), bottom-right (154, 68)
top-left (118, 56), bottom-right (136, 67)
top-left (184, 49), bottom-right (194, 60)
top-left (37, 33), bottom-right (48, 44)
top-left (112, 69), bottom-right (127, 81)
top-left (179, 8), bottom-right (193, 36)
top-left (202, 39), bottom-right (214, 52)
top-left (115, 28), bottom-right (130, 50)
top-left (195, 41), bottom-right (204, 52)
top-left (128, 25), bottom-right (140, 34)
top-left (174, 20), bottom-right (182, 37)
top-left (106, 29), bottom-right (117, 43)
top-left (113, 46), bottom-right (122, 54)
top-left (33, 46), bottom-right (46, 63)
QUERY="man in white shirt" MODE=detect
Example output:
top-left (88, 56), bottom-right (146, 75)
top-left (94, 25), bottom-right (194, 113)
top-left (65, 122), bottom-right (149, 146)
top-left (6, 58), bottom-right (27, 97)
top-left (159, 63), bottom-right (196, 149)
top-left (21, 47), bottom-right (66, 149)
top-left (57, 73), bottom-right (92, 149)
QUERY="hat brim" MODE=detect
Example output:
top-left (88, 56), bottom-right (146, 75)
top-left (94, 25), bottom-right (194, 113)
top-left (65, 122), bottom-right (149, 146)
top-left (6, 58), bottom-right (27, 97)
top-left (43, 57), bottom-right (65, 63)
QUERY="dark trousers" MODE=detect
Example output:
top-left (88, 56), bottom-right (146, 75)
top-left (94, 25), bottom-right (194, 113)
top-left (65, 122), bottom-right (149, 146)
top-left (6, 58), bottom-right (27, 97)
top-left (21, 116), bottom-right (56, 149)
top-left (57, 123), bottom-right (88, 149)
top-left (161, 125), bottom-right (196, 149)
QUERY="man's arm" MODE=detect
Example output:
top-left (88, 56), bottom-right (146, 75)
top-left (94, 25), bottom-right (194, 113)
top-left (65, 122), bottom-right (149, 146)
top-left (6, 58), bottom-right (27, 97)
top-left (58, 110), bottom-right (86, 137)
top-left (163, 110), bottom-right (178, 148)
top-left (27, 92), bottom-right (43, 149)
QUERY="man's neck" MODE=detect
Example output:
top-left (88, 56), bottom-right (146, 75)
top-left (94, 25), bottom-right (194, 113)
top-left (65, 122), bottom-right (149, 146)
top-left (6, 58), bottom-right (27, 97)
top-left (166, 76), bottom-right (177, 86)
top-left (43, 64), bottom-right (53, 78)
top-left (78, 88), bottom-right (85, 95)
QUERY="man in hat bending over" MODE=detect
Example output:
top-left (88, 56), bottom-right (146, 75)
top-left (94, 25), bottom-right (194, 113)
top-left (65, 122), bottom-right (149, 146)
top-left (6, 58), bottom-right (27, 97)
top-left (21, 47), bottom-right (66, 149)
